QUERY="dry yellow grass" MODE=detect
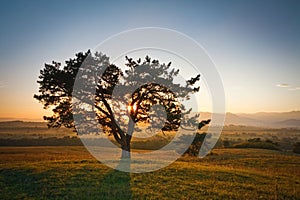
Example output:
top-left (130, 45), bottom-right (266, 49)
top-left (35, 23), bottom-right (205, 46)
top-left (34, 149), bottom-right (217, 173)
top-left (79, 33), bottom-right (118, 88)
top-left (1, 146), bottom-right (299, 199)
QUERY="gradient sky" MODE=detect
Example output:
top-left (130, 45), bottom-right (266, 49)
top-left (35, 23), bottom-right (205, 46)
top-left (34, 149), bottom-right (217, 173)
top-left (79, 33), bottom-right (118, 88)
top-left (0, 0), bottom-right (299, 120)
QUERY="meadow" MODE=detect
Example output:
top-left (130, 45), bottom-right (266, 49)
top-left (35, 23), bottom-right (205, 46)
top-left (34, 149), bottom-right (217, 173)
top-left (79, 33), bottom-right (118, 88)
top-left (1, 146), bottom-right (299, 199)
top-left (1, 121), bottom-right (300, 199)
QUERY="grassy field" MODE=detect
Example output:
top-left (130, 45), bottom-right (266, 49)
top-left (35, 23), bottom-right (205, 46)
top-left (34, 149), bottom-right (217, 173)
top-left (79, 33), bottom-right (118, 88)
top-left (1, 146), bottom-right (299, 199)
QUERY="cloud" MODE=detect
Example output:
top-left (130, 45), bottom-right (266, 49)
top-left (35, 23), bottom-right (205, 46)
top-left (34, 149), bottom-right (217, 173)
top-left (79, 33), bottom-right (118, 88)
top-left (276, 83), bottom-right (290, 88)
top-left (288, 87), bottom-right (300, 91)
top-left (0, 81), bottom-right (6, 88)
top-left (276, 83), bottom-right (300, 91)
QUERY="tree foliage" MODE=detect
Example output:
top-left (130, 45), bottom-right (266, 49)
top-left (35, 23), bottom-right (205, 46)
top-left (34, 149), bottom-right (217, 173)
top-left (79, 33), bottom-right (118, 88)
top-left (34, 51), bottom-right (208, 157)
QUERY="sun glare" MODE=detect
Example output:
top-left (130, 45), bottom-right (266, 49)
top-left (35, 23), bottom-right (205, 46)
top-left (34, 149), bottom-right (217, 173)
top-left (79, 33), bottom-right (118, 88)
top-left (127, 104), bottom-right (137, 112)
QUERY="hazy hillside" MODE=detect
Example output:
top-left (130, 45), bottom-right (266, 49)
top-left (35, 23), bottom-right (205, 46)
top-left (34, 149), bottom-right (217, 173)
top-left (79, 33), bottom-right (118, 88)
top-left (238, 111), bottom-right (300, 122)
top-left (199, 111), bottom-right (300, 128)
top-left (0, 118), bottom-right (43, 122)
top-left (1, 111), bottom-right (300, 129)
top-left (0, 121), bottom-right (46, 128)
top-left (0, 121), bottom-right (76, 139)
top-left (276, 119), bottom-right (300, 127)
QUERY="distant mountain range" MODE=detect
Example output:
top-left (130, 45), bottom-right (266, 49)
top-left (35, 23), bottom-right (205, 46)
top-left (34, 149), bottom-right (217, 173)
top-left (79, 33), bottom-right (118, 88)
top-left (1, 111), bottom-right (300, 128)
top-left (0, 118), bottom-right (43, 122)
top-left (199, 111), bottom-right (300, 128)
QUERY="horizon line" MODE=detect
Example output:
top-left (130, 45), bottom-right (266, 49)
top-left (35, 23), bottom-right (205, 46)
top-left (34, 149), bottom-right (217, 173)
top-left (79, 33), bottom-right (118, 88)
top-left (1, 110), bottom-right (300, 122)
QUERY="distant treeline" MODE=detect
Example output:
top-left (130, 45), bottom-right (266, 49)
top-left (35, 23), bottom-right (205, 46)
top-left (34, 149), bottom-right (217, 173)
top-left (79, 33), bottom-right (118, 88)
top-left (1, 136), bottom-right (299, 153)
top-left (231, 138), bottom-right (280, 150)
top-left (0, 136), bottom-right (83, 146)
top-left (0, 136), bottom-right (170, 150)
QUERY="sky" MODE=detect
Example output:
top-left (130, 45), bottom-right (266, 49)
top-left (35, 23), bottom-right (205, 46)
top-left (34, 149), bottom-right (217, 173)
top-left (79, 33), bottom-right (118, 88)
top-left (0, 0), bottom-right (299, 120)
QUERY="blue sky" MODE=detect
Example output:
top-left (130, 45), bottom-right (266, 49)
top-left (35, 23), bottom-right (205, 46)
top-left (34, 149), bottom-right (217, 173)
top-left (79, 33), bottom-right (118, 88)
top-left (0, 0), bottom-right (299, 119)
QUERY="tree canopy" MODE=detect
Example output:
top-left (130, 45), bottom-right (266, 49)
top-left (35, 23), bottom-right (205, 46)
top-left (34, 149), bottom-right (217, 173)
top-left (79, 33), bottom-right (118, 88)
top-left (34, 51), bottom-right (208, 158)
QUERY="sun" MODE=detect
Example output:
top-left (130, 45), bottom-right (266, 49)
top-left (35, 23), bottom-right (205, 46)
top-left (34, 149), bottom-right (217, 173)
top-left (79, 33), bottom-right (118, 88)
top-left (127, 104), bottom-right (137, 113)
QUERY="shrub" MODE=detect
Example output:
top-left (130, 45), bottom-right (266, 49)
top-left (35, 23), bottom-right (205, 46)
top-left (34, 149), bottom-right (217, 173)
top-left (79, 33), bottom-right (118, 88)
top-left (176, 133), bottom-right (208, 156)
top-left (223, 140), bottom-right (231, 148)
top-left (232, 139), bottom-right (280, 150)
top-left (293, 142), bottom-right (300, 154)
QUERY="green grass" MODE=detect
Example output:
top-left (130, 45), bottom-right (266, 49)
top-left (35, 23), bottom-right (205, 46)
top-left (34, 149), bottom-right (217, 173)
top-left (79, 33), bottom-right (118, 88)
top-left (0, 147), bottom-right (299, 199)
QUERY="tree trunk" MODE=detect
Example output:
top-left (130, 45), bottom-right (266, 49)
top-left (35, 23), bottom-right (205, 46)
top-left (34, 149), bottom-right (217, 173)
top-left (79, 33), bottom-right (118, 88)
top-left (117, 118), bottom-right (133, 172)
top-left (121, 118), bottom-right (133, 159)
top-left (121, 143), bottom-right (131, 159)
top-left (117, 143), bottom-right (131, 172)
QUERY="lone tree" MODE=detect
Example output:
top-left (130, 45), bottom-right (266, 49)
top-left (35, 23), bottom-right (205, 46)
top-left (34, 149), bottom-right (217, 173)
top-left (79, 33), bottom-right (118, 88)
top-left (34, 51), bottom-right (209, 158)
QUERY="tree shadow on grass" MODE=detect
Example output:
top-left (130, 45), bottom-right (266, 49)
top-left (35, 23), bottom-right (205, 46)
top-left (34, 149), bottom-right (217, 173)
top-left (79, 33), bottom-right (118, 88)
top-left (0, 162), bottom-right (132, 200)
top-left (99, 168), bottom-right (132, 200)
top-left (98, 159), bottom-right (132, 199)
